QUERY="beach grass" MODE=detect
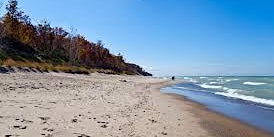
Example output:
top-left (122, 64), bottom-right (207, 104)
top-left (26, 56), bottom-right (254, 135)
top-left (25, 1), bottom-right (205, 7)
top-left (0, 58), bottom-right (119, 75)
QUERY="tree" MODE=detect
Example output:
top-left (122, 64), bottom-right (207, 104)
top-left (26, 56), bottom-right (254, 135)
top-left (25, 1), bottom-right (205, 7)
top-left (0, 0), bottom-right (151, 76)
top-left (68, 27), bottom-right (78, 65)
top-left (36, 20), bottom-right (54, 53)
top-left (5, 0), bottom-right (21, 20)
top-left (50, 27), bottom-right (68, 59)
top-left (3, 0), bottom-right (19, 38)
top-left (3, 0), bottom-right (32, 41)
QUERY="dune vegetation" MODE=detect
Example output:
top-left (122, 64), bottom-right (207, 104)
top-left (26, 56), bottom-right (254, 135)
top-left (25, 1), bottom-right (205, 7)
top-left (0, 0), bottom-right (151, 76)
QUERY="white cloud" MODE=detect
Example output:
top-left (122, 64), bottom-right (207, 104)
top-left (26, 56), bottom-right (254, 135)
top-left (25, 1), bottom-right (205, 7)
top-left (141, 65), bottom-right (159, 72)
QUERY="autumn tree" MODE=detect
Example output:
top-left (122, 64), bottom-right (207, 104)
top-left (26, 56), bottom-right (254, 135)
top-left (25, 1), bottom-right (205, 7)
top-left (2, 0), bottom-right (35, 46)
top-left (3, 0), bottom-right (22, 38)
top-left (0, 0), bottom-right (151, 76)
top-left (36, 20), bottom-right (53, 54)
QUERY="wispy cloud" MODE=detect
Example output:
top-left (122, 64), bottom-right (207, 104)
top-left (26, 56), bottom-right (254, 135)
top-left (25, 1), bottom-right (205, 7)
top-left (142, 65), bottom-right (160, 72)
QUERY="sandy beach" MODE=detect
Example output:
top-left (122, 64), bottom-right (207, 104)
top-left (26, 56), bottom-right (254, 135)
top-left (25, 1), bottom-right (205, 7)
top-left (0, 72), bottom-right (272, 137)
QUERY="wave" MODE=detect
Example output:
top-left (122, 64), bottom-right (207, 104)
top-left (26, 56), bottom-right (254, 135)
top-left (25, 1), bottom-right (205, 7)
top-left (183, 77), bottom-right (191, 80)
top-left (209, 82), bottom-right (218, 84)
top-left (174, 86), bottom-right (212, 93)
top-left (197, 82), bottom-right (241, 93)
top-left (243, 82), bottom-right (267, 86)
top-left (183, 77), bottom-right (198, 83)
top-left (175, 82), bottom-right (274, 106)
top-left (198, 83), bottom-right (222, 89)
top-left (222, 87), bottom-right (239, 92)
top-left (215, 92), bottom-right (274, 106)
top-left (200, 77), bottom-right (207, 79)
top-left (225, 79), bottom-right (239, 82)
top-left (179, 83), bottom-right (240, 94)
top-left (257, 105), bottom-right (274, 111)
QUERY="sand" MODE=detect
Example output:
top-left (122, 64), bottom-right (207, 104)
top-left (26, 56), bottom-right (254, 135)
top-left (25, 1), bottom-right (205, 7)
top-left (0, 72), bottom-right (272, 137)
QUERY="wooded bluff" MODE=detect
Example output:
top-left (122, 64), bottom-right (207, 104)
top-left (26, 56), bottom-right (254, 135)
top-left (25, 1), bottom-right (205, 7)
top-left (0, 0), bottom-right (151, 76)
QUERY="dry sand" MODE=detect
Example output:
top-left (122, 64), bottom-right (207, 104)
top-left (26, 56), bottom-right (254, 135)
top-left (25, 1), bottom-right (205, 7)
top-left (0, 72), bottom-right (272, 137)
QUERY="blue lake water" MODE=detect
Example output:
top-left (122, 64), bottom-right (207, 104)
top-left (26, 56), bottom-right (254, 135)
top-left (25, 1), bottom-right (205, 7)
top-left (161, 76), bottom-right (274, 134)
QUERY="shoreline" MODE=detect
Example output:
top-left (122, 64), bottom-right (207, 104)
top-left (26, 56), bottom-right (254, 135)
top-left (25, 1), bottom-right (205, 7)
top-left (0, 72), bottom-right (272, 137)
top-left (159, 82), bottom-right (273, 137)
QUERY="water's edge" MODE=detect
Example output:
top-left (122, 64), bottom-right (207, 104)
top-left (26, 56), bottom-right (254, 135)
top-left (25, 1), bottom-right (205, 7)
top-left (161, 83), bottom-right (274, 135)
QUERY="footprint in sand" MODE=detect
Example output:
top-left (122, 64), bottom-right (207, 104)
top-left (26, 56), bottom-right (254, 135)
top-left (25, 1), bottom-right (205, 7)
top-left (39, 117), bottom-right (50, 121)
top-left (161, 132), bottom-right (167, 135)
top-left (13, 125), bottom-right (27, 129)
top-left (42, 128), bottom-right (54, 132)
top-left (97, 121), bottom-right (109, 128)
top-left (148, 119), bottom-right (157, 123)
top-left (71, 119), bottom-right (78, 123)
top-left (15, 118), bottom-right (33, 123)
top-left (73, 133), bottom-right (91, 137)
top-left (101, 125), bottom-right (108, 128)
top-left (41, 133), bottom-right (53, 137)
top-left (39, 117), bottom-right (50, 124)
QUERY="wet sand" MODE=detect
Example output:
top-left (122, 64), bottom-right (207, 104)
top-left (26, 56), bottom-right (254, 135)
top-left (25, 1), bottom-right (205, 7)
top-left (165, 94), bottom-right (273, 137)
top-left (0, 72), bottom-right (272, 137)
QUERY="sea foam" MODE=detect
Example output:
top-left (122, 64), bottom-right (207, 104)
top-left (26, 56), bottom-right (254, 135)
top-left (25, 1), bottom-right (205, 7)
top-left (243, 82), bottom-right (267, 86)
top-left (199, 83), bottom-right (222, 89)
top-left (215, 92), bottom-right (274, 106)
top-left (209, 82), bottom-right (218, 84)
top-left (222, 87), bottom-right (239, 92)
top-left (183, 77), bottom-right (198, 83)
top-left (225, 79), bottom-right (239, 82)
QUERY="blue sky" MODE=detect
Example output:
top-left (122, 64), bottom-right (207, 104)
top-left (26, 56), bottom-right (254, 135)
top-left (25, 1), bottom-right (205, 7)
top-left (1, 0), bottom-right (274, 76)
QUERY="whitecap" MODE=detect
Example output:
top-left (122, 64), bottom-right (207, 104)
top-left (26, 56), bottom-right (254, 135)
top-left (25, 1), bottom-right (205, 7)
top-left (243, 82), bottom-right (267, 86)
top-left (222, 87), bottom-right (229, 90)
top-left (227, 89), bottom-right (239, 92)
top-left (225, 79), bottom-right (239, 82)
top-left (199, 83), bottom-right (222, 89)
top-left (174, 86), bottom-right (212, 93)
top-left (222, 87), bottom-right (239, 92)
top-left (190, 79), bottom-right (198, 83)
top-left (183, 77), bottom-right (191, 80)
top-left (215, 92), bottom-right (274, 106)
top-left (209, 82), bottom-right (218, 84)
top-left (183, 77), bottom-right (198, 83)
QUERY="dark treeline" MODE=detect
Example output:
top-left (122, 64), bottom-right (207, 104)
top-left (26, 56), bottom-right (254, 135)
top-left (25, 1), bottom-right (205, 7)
top-left (0, 0), bottom-right (151, 76)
